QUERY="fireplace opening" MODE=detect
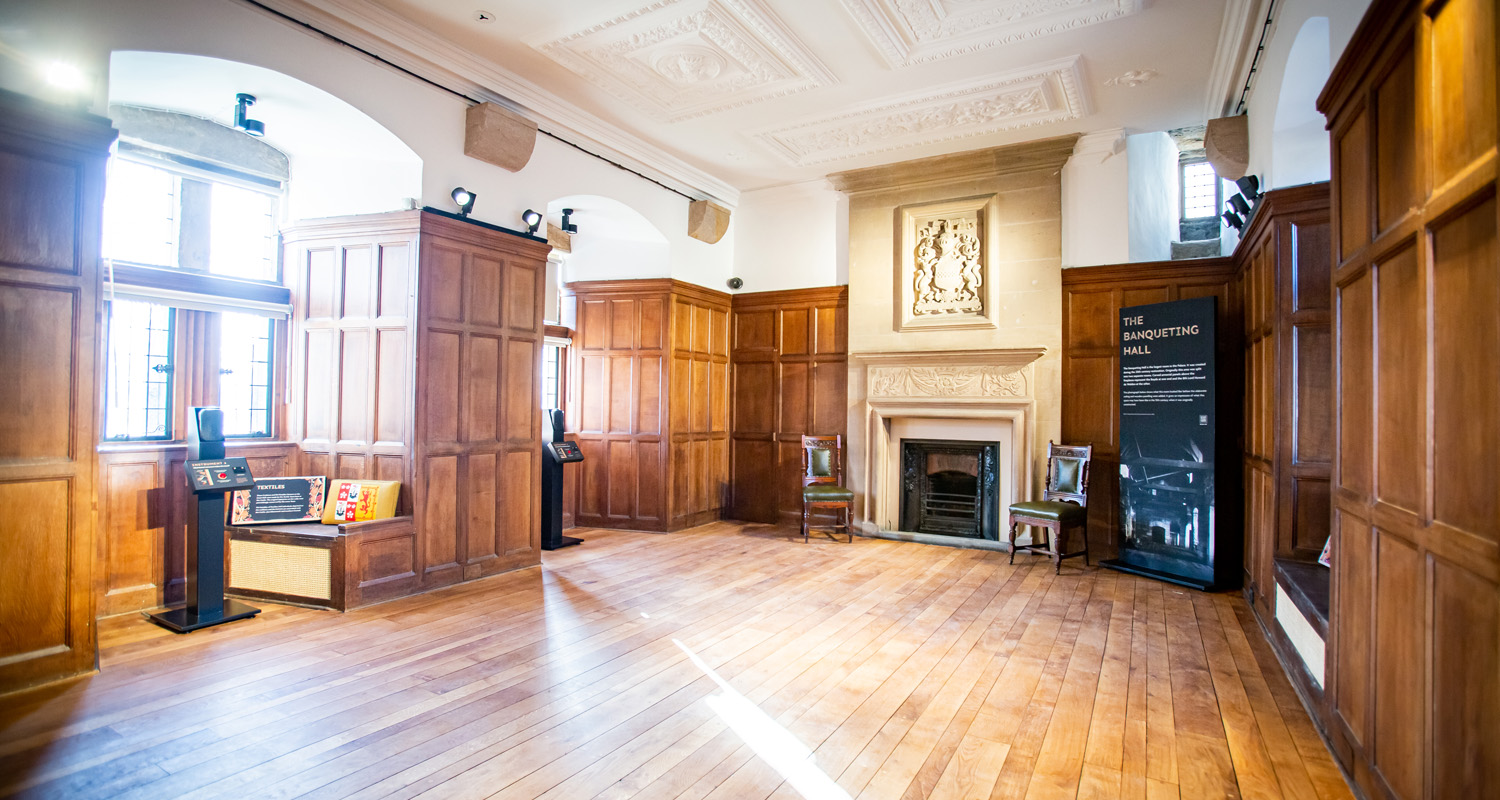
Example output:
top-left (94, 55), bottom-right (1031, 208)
top-left (900, 439), bottom-right (1000, 539)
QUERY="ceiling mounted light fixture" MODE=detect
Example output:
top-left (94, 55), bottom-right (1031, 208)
top-left (522, 208), bottom-right (542, 235)
top-left (452, 187), bottom-right (477, 217)
top-left (560, 208), bottom-right (578, 234)
top-left (234, 93), bottom-right (265, 137)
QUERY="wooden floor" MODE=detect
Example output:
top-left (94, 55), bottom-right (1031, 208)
top-left (0, 522), bottom-right (1351, 800)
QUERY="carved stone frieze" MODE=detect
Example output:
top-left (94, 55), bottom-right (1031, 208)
top-left (868, 364), bottom-right (1029, 399)
top-left (531, 0), bottom-right (835, 121)
top-left (754, 57), bottom-right (1085, 166)
top-left (838, 0), bottom-right (1142, 67)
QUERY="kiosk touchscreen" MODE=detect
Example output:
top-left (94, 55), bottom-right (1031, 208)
top-left (541, 408), bottom-right (585, 550)
top-left (146, 408), bottom-right (262, 633)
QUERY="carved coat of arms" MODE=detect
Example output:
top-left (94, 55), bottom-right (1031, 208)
top-left (912, 218), bottom-right (982, 316)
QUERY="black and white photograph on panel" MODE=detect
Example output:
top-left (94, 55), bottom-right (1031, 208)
top-left (1104, 296), bottom-right (1220, 590)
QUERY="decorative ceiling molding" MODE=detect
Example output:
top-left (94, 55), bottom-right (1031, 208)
top-left (531, 0), bottom-right (836, 122)
top-left (248, 0), bottom-right (741, 205)
top-left (756, 56), bottom-right (1088, 167)
top-left (1105, 69), bottom-right (1158, 88)
top-left (1203, 0), bottom-right (1273, 118)
top-left (838, 0), bottom-right (1143, 67)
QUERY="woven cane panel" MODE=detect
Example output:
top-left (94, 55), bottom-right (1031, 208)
top-left (230, 539), bottom-right (332, 600)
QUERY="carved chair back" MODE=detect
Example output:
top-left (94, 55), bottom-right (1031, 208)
top-left (1042, 441), bottom-right (1092, 507)
top-left (802, 435), bottom-right (843, 487)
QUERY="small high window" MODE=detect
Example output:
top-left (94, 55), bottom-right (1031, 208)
top-left (1181, 160), bottom-right (1221, 219)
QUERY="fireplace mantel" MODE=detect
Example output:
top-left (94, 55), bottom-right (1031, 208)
top-left (852, 348), bottom-right (1046, 542)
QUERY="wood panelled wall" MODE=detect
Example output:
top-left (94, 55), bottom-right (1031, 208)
top-left (1237, 185), bottom-right (1333, 620)
top-left (1318, 1), bottom-right (1499, 796)
top-left (668, 286), bottom-right (732, 530)
top-left (413, 213), bottom-right (549, 585)
top-left (283, 213), bottom-right (420, 512)
top-left (96, 442), bottom-right (296, 616)
top-left (565, 280), bottom-right (729, 532)
top-left (1060, 261), bottom-right (1241, 560)
top-left (0, 91), bottom-right (114, 691)
top-left (728, 287), bottom-right (849, 525)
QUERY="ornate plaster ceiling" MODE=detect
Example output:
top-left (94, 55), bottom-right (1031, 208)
top-left (837, 0), bottom-right (1144, 67)
top-left (755, 56), bottom-right (1087, 165)
top-left (532, 0), bottom-right (835, 121)
top-left (289, 0), bottom-right (1234, 194)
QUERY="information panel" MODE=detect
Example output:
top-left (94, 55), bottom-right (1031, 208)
top-left (1102, 297), bottom-right (1226, 590)
top-left (230, 476), bottom-right (327, 525)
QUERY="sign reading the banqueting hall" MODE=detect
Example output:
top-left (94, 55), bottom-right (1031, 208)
top-left (1101, 297), bottom-right (1225, 590)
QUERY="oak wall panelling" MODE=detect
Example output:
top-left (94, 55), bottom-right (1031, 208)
top-left (96, 442), bottom-right (298, 616)
top-left (1234, 184), bottom-right (1333, 623)
top-left (728, 287), bottom-right (849, 526)
top-left (564, 279), bottom-right (730, 532)
top-left (413, 212), bottom-right (549, 585)
top-left (0, 91), bottom-right (115, 692)
top-left (1060, 259), bottom-right (1242, 562)
top-left (282, 211), bottom-right (421, 510)
top-left (1317, 0), bottom-right (1499, 796)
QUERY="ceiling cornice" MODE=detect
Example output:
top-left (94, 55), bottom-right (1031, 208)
top-left (1204, 0), bottom-right (1273, 119)
top-left (243, 0), bottom-right (742, 206)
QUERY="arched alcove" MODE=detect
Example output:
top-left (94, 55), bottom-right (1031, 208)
top-left (1271, 17), bottom-right (1332, 187)
top-left (107, 51), bottom-right (422, 221)
top-left (548, 194), bottom-right (671, 283)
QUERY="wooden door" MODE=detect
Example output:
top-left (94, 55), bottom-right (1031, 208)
top-left (0, 91), bottom-right (115, 691)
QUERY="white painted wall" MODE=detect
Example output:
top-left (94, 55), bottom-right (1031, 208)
top-left (0, 0), bottom-right (732, 286)
top-left (1126, 131), bottom-right (1180, 263)
top-left (1245, 0), bottom-right (1374, 189)
top-left (730, 180), bottom-right (847, 293)
top-left (1060, 129), bottom-right (1130, 268)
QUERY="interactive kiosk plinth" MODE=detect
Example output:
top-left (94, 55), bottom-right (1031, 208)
top-left (541, 408), bottom-right (585, 550)
top-left (147, 408), bottom-right (262, 633)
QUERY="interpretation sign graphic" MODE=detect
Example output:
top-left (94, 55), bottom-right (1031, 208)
top-left (1102, 297), bottom-right (1222, 589)
top-left (230, 476), bottom-right (327, 525)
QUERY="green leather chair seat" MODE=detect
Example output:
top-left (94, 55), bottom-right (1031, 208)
top-left (803, 485), bottom-right (854, 501)
top-left (1009, 500), bottom-right (1086, 522)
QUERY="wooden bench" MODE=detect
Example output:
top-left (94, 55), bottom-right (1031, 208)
top-left (227, 516), bottom-right (417, 611)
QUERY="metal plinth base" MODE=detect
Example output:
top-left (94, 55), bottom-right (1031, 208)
top-left (543, 535), bottom-right (584, 551)
top-left (146, 599), bottom-right (262, 633)
top-left (1099, 559), bottom-right (1218, 591)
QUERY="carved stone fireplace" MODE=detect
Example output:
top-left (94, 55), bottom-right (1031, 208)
top-left (900, 439), bottom-right (1000, 539)
top-left (852, 349), bottom-right (1045, 544)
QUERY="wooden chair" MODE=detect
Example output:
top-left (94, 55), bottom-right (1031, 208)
top-left (1007, 441), bottom-right (1092, 573)
top-left (801, 435), bottom-right (853, 542)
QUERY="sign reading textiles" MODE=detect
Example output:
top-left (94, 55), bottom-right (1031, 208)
top-left (230, 476), bottom-right (326, 524)
top-left (1102, 297), bottom-right (1233, 591)
top-left (321, 479), bottom-right (400, 524)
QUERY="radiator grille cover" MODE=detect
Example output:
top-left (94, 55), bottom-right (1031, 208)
top-left (230, 539), bottom-right (332, 600)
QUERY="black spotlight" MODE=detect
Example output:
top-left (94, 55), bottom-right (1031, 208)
top-left (1235, 174), bottom-right (1262, 201)
top-left (521, 209), bottom-right (543, 235)
top-left (1223, 210), bottom-right (1245, 231)
top-left (1228, 193), bottom-right (1252, 216)
top-left (234, 93), bottom-right (265, 137)
top-left (560, 208), bottom-right (578, 234)
top-left (452, 187), bottom-right (477, 217)
top-left (727, 277), bottom-right (743, 290)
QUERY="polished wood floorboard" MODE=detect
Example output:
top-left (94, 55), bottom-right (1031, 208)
top-left (0, 523), bottom-right (1352, 800)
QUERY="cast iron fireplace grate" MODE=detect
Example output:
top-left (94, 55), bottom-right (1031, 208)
top-left (900, 439), bottom-right (1000, 539)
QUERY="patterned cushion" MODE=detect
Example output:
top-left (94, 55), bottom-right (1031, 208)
top-left (1051, 457), bottom-right (1082, 494)
top-left (803, 484), bottom-right (853, 501)
top-left (1008, 500), bottom-right (1086, 522)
